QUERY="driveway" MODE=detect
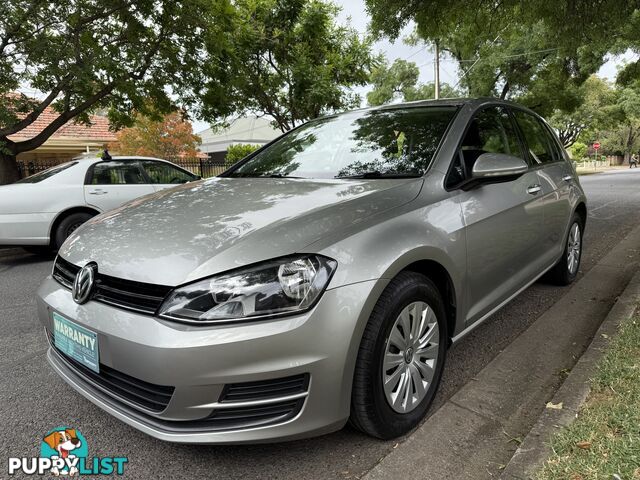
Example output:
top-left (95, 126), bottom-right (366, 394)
top-left (2, 168), bottom-right (640, 479)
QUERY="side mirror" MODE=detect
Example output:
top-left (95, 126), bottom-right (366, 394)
top-left (471, 153), bottom-right (528, 179)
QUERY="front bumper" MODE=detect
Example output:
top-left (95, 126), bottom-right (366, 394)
top-left (37, 275), bottom-right (381, 443)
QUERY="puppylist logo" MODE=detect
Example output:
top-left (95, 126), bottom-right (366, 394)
top-left (7, 427), bottom-right (128, 476)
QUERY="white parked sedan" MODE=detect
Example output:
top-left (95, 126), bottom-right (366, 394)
top-left (0, 155), bottom-right (200, 251)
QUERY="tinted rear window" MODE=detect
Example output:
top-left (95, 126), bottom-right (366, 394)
top-left (15, 162), bottom-right (78, 183)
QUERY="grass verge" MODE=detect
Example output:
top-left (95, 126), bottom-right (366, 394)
top-left (537, 312), bottom-right (640, 479)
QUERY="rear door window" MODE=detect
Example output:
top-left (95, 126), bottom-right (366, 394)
top-left (89, 161), bottom-right (146, 185)
top-left (512, 110), bottom-right (556, 165)
top-left (140, 161), bottom-right (197, 184)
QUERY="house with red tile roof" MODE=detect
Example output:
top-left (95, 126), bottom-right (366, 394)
top-left (8, 106), bottom-right (116, 165)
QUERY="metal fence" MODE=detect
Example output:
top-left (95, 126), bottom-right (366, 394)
top-left (17, 160), bottom-right (59, 179)
top-left (170, 158), bottom-right (230, 178)
top-left (17, 157), bottom-right (230, 180)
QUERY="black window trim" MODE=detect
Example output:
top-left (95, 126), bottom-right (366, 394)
top-left (443, 103), bottom-right (531, 192)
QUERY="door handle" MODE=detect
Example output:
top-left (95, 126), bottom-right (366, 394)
top-left (527, 184), bottom-right (542, 195)
top-left (88, 189), bottom-right (108, 195)
top-left (562, 175), bottom-right (573, 182)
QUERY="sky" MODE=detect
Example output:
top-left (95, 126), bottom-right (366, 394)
top-left (195, 0), bottom-right (638, 133)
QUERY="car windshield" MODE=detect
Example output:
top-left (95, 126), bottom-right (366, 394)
top-left (226, 106), bottom-right (458, 179)
top-left (15, 161), bottom-right (78, 183)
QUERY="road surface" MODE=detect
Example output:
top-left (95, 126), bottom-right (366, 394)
top-left (1, 168), bottom-right (639, 479)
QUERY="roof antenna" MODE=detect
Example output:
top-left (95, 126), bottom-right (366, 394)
top-left (101, 149), bottom-right (112, 161)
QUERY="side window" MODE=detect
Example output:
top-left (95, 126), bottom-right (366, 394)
top-left (447, 106), bottom-right (524, 188)
top-left (512, 110), bottom-right (556, 165)
top-left (141, 161), bottom-right (196, 184)
top-left (90, 161), bottom-right (145, 185)
top-left (543, 124), bottom-right (567, 162)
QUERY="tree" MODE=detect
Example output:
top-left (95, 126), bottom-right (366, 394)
top-left (548, 76), bottom-right (619, 148)
top-left (364, 0), bottom-right (634, 111)
top-left (366, 58), bottom-right (460, 106)
top-left (225, 143), bottom-right (260, 163)
top-left (110, 111), bottom-right (201, 159)
top-left (0, 0), bottom-right (233, 184)
top-left (201, 0), bottom-right (378, 133)
top-left (568, 142), bottom-right (588, 161)
top-left (601, 83), bottom-right (640, 161)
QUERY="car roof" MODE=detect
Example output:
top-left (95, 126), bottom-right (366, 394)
top-left (310, 97), bottom-right (536, 123)
top-left (71, 155), bottom-right (172, 163)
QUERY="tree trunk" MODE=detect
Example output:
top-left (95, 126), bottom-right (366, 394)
top-left (0, 152), bottom-right (20, 185)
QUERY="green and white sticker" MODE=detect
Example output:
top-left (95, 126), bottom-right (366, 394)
top-left (52, 311), bottom-right (99, 373)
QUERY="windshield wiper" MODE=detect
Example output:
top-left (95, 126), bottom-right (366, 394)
top-left (335, 171), bottom-right (423, 179)
top-left (228, 173), bottom-right (305, 179)
top-left (266, 173), bottom-right (305, 178)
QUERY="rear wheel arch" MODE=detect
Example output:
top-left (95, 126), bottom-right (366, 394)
top-left (48, 206), bottom-right (100, 247)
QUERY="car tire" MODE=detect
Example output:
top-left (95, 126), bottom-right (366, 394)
top-left (546, 212), bottom-right (584, 286)
top-left (53, 212), bottom-right (95, 251)
top-left (350, 271), bottom-right (448, 439)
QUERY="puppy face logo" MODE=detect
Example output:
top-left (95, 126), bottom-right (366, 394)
top-left (43, 429), bottom-right (82, 459)
top-left (40, 427), bottom-right (88, 476)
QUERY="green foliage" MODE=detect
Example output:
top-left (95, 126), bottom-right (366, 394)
top-left (599, 82), bottom-right (640, 158)
top-left (548, 76), bottom-right (620, 147)
top-left (364, 0), bottom-right (636, 113)
top-left (0, 0), bottom-right (234, 183)
top-left (201, 0), bottom-right (378, 132)
top-left (568, 142), bottom-right (587, 160)
top-left (225, 143), bottom-right (261, 164)
top-left (366, 58), bottom-right (460, 106)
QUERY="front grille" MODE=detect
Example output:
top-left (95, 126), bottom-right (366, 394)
top-left (220, 374), bottom-right (310, 403)
top-left (53, 256), bottom-right (172, 315)
top-left (48, 330), bottom-right (174, 413)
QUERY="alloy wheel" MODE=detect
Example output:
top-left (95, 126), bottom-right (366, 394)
top-left (567, 222), bottom-right (581, 275)
top-left (383, 301), bottom-right (440, 414)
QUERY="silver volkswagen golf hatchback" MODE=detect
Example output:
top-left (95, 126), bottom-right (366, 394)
top-left (37, 98), bottom-right (586, 443)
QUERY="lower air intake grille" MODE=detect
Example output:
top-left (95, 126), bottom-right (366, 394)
top-left (220, 374), bottom-right (310, 403)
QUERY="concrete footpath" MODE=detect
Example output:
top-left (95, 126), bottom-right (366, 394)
top-left (363, 225), bottom-right (640, 480)
top-left (501, 270), bottom-right (640, 479)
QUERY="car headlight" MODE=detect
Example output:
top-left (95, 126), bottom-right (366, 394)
top-left (158, 255), bottom-right (337, 324)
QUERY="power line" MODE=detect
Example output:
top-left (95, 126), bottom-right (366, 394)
top-left (457, 47), bottom-right (559, 63)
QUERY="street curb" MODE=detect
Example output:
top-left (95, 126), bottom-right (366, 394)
top-left (499, 270), bottom-right (640, 480)
top-left (0, 247), bottom-right (25, 258)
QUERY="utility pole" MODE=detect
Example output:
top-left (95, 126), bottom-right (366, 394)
top-left (434, 40), bottom-right (440, 99)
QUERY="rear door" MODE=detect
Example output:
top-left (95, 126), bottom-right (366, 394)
top-left (139, 160), bottom-right (199, 192)
top-left (84, 161), bottom-right (155, 212)
top-left (511, 110), bottom-right (574, 266)
top-left (447, 106), bottom-right (546, 325)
